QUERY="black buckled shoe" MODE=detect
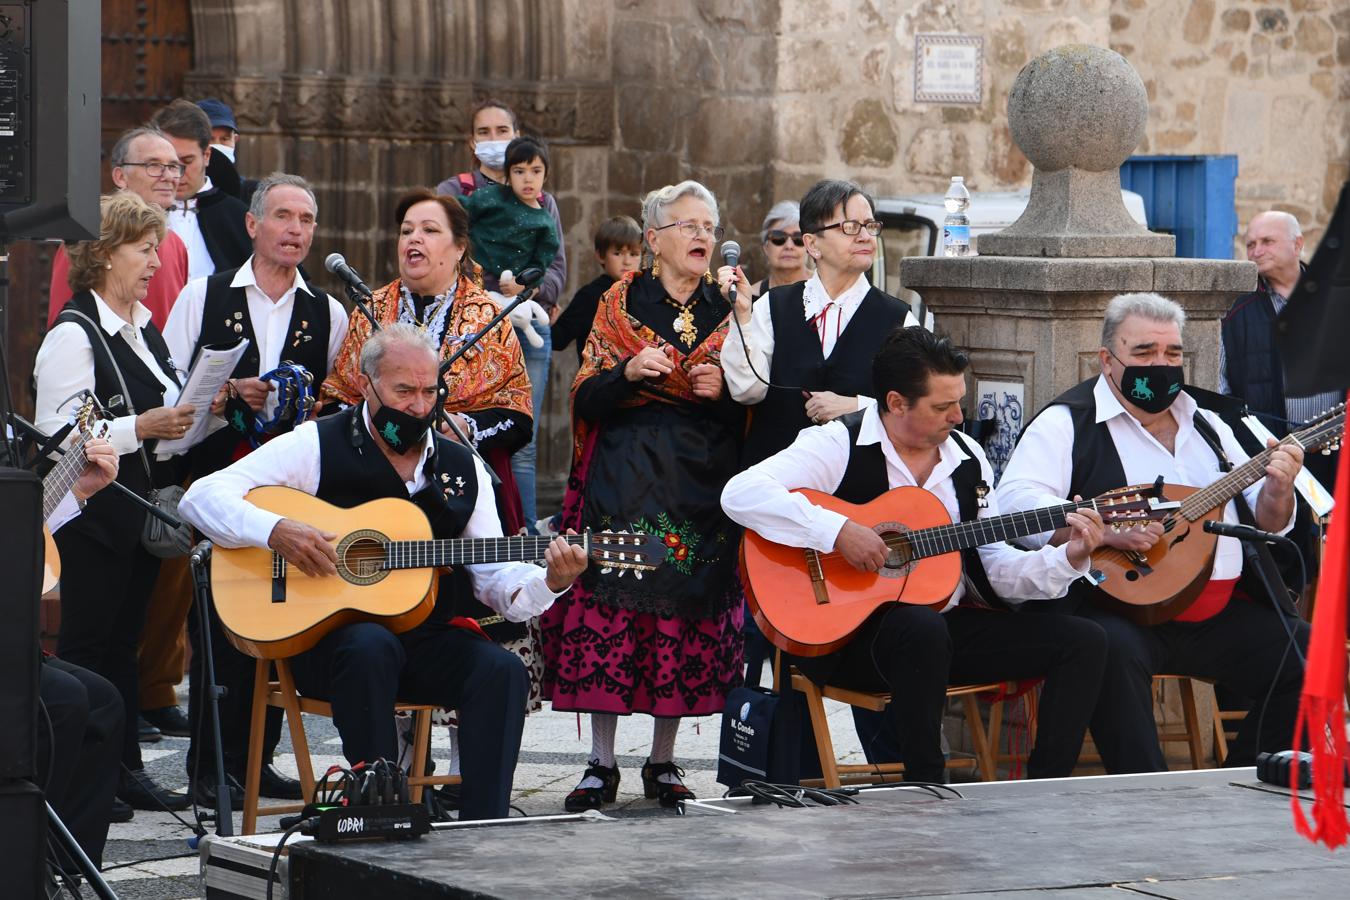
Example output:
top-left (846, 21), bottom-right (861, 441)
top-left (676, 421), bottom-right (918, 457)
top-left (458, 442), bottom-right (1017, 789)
top-left (564, 761), bottom-right (620, 812)
top-left (227, 763), bottom-right (305, 800)
top-left (141, 705), bottom-right (191, 737)
top-left (640, 759), bottom-right (694, 808)
top-left (118, 768), bottom-right (190, 812)
top-left (191, 774), bottom-right (245, 808)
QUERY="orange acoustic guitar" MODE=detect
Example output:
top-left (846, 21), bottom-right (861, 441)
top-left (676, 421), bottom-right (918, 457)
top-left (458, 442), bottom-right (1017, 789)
top-left (211, 486), bottom-right (665, 659)
top-left (741, 483), bottom-right (1170, 657)
top-left (1091, 403), bottom-right (1345, 625)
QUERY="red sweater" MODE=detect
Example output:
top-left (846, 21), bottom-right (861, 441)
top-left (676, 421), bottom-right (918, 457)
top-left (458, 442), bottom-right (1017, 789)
top-left (46, 229), bottom-right (190, 329)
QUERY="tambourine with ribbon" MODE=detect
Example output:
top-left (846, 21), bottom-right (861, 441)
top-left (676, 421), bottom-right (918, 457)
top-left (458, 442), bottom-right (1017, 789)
top-left (225, 361), bottom-right (316, 448)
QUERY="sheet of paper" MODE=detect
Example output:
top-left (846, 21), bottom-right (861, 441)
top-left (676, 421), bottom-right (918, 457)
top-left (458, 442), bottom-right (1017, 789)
top-left (1242, 414), bottom-right (1334, 518)
top-left (156, 339), bottom-right (250, 456)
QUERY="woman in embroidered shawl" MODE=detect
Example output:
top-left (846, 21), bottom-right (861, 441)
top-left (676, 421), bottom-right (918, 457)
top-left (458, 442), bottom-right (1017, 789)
top-left (541, 181), bottom-right (745, 810)
top-left (322, 188), bottom-right (533, 533)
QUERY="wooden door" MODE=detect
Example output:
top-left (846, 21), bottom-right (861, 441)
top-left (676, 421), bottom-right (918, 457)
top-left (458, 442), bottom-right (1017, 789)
top-left (4, 0), bottom-right (191, 419)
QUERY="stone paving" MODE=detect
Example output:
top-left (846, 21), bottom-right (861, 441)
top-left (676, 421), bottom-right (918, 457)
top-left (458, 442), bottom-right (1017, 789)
top-left (95, 672), bottom-right (871, 899)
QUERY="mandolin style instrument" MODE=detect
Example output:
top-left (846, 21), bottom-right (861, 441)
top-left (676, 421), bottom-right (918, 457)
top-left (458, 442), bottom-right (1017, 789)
top-left (211, 486), bottom-right (665, 658)
top-left (1091, 403), bottom-right (1345, 625)
top-left (741, 483), bottom-right (1171, 656)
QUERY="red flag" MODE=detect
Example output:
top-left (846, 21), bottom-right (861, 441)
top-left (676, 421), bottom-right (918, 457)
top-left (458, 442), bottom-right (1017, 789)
top-left (1291, 394), bottom-right (1350, 849)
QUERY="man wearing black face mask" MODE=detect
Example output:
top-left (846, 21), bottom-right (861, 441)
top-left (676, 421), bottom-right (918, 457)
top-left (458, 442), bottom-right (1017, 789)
top-left (180, 324), bottom-right (589, 819)
top-left (997, 292), bottom-right (1310, 773)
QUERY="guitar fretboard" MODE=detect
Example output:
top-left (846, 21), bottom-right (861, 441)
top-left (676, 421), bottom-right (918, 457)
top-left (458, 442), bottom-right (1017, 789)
top-left (902, 499), bottom-right (1092, 560)
top-left (1176, 411), bottom-right (1345, 522)
top-left (41, 430), bottom-right (92, 522)
top-left (385, 534), bottom-right (590, 569)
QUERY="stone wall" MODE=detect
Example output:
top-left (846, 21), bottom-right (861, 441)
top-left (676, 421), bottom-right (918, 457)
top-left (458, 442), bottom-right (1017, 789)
top-left (170, 0), bottom-right (1347, 503)
top-left (1110, 0), bottom-right (1349, 251)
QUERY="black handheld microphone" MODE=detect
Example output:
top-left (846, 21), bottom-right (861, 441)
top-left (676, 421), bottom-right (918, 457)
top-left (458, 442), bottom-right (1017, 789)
top-left (512, 267), bottom-right (545, 290)
top-left (324, 253), bottom-right (374, 298)
top-left (720, 241), bottom-right (741, 306)
top-left (190, 540), bottom-right (213, 566)
top-left (1202, 520), bottom-right (1287, 544)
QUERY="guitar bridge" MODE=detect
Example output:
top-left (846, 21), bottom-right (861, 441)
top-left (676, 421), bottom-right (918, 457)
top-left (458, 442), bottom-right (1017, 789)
top-left (272, 553), bottom-right (286, 603)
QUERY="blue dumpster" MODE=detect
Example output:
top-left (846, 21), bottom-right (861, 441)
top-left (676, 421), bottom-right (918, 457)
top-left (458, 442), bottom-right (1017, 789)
top-left (1119, 155), bottom-right (1239, 259)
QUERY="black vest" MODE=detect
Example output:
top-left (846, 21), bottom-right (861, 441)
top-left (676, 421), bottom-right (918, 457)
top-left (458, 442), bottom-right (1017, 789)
top-left (741, 283), bottom-right (913, 467)
top-left (1030, 378), bottom-right (1293, 616)
top-left (793, 411), bottom-right (1002, 684)
top-left (52, 292), bottom-right (182, 550)
top-left (189, 267), bottom-right (333, 475)
top-left (1221, 282), bottom-right (1285, 435)
top-left (313, 406), bottom-right (526, 641)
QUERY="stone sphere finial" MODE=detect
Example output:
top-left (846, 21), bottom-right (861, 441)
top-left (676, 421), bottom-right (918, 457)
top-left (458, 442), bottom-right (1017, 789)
top-left (1007, 44), bottom-right (1148, 175)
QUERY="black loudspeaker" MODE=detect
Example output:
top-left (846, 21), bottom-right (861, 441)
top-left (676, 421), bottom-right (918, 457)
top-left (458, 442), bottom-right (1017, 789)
top-left (0, 0), bottom-right (101, 241)
top-left (0, 780), bottom-right (46, 898)
top-left (0, 467), bottom-right (40, 779)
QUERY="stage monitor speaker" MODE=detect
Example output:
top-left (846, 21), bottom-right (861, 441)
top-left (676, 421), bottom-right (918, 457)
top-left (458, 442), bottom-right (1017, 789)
top-left (0, 0), bottom-right (101, 241)
top-left (0, 467), bottom-right (41, 779)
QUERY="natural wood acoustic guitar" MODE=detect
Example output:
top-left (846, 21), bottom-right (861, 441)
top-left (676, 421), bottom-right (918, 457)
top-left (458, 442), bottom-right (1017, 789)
top-left (741, 483), bottom-right (1171, 657)
top-left (1091, 403), bottom-right (1345, 625)
top-left (40, 397), bottom-right (105, 593)
top-left (211, 486), bottom-right (666, 659)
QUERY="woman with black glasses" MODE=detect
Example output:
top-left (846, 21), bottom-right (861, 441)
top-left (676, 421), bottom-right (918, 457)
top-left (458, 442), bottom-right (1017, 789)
top-left (721, 179), bottom-right (920, 467)
top-left (750, 201), bottom-right (811, 300)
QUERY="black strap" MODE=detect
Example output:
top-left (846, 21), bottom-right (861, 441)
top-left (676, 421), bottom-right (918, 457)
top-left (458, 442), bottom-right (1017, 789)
top-left (59, 308), bottom-right (159, 486)
top-left (1190, 410), bottom-right (1299, 615)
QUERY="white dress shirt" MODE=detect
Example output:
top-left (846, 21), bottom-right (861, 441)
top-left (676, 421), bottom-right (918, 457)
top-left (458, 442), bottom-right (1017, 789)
top-left (167, 176), bottom-right (217, 281)
top-left (722, 272), bottom-right (919, 406)
top-left (163, 256), bottom-right (349, 420)
top-left (995, 374), bottom-right (1294, 582)
top-left (720, 404), bottom-right (1088, 612)
top-left (47, 493), bottom-right (81, 533)
top-left (34, 291), bottom-right (182, 457)
top-left (179, 406), bottom-right (564, 622)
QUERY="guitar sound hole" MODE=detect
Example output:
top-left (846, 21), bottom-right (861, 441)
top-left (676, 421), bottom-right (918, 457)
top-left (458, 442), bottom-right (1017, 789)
top-left (337, 531), bottom-right (391, 585)
top-left (1125, 570), bottom-right (1139, 582)
top-left (874, 523), bottom-right (915, 580)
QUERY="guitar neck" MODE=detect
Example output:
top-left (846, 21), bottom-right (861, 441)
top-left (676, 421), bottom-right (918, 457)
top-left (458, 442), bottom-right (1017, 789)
top-left (41, 431), bottom-right (91, 522)
top-left (384, 533), bottom-right (588, 569)
top-left (905, 499), bottom-right (1089, 560)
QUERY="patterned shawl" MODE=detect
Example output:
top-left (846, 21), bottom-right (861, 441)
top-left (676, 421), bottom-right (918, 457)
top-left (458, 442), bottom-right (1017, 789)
top-left (322, 273), bottom-right (532, 419)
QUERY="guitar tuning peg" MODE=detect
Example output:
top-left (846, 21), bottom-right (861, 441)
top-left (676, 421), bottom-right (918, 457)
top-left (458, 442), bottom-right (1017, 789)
top-left (635, 570), bottom-right (643, 580)
top-left (601, 566), bottom-right (613, 575)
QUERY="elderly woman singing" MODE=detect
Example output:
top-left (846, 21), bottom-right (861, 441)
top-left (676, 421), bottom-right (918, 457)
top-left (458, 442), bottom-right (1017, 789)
top-left (541, 181), bottom-right (746, 811)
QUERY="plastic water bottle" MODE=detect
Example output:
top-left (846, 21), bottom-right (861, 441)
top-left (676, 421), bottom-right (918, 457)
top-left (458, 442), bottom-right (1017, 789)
top-left (942, 176), bottom-right (971, 257)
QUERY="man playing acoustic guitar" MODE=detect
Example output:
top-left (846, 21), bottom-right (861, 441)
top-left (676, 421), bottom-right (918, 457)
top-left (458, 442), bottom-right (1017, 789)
top-left (181, 324), bottom-right (588, 819)
top-left (722, 326), bottom-right (1110, 783)
top-left (997, 292), bottom-right (1310, 772)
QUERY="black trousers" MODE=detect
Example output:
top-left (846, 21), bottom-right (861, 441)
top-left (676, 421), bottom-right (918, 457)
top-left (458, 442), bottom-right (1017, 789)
top-left (1075, 597), bottom-right (1310, 773)
top-left (53, 527), bottom-right (160, 770)
top-left (824, 605), bottom-right (1107, 783)
top-left (185, 587), bottom-right (282, 781)
top-left (289, 621), bottom-right (528, 821)
top-left (38, 658), bottom-right (123, 870)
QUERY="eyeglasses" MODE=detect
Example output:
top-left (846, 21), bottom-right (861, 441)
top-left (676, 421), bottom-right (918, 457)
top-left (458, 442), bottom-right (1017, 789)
top-left (654, 219), bottom-right (725, 242)
top-left (119, 162), bottom-right (184, 178)
top-left (814, 219), bottom-right (881, 237)
top-left (766, 230), bottom-right (804, 247)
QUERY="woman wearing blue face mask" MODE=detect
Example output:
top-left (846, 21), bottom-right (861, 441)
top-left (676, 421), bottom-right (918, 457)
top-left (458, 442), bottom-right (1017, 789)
top-left (435, 99), bottom-right (568, 538)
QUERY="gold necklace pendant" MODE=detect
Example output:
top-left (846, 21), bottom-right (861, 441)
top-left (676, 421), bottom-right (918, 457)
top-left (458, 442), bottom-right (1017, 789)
top-left (672, 304), bottom-right (697, 347)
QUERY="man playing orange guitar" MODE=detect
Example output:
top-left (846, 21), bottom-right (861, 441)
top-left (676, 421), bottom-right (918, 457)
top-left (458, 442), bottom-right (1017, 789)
top-left (997, 292), bottom-right (1309, 772)
top-left (180, 324), bottom-right (588, 819)
top-left (722, 326), bottom-right (1109, 783)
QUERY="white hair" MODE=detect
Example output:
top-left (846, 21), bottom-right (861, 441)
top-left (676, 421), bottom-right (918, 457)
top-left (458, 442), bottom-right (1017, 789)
top-left (360, 322), bottom-right (439, 382)
top-left (759, 201), bottom-right (800, 243)
top-left (640, 180), bottom-right (719, 232)
top-left (1251, 210), bottom-right (1302, 240)
top-left (1101, 293), bottom-right (1187, 347)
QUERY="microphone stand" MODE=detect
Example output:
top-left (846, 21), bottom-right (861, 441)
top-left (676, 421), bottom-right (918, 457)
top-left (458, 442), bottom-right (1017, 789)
top-left (8, 413), bottom-right (184, 529)
top-left (188, 541), bottom-right (235, 839)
